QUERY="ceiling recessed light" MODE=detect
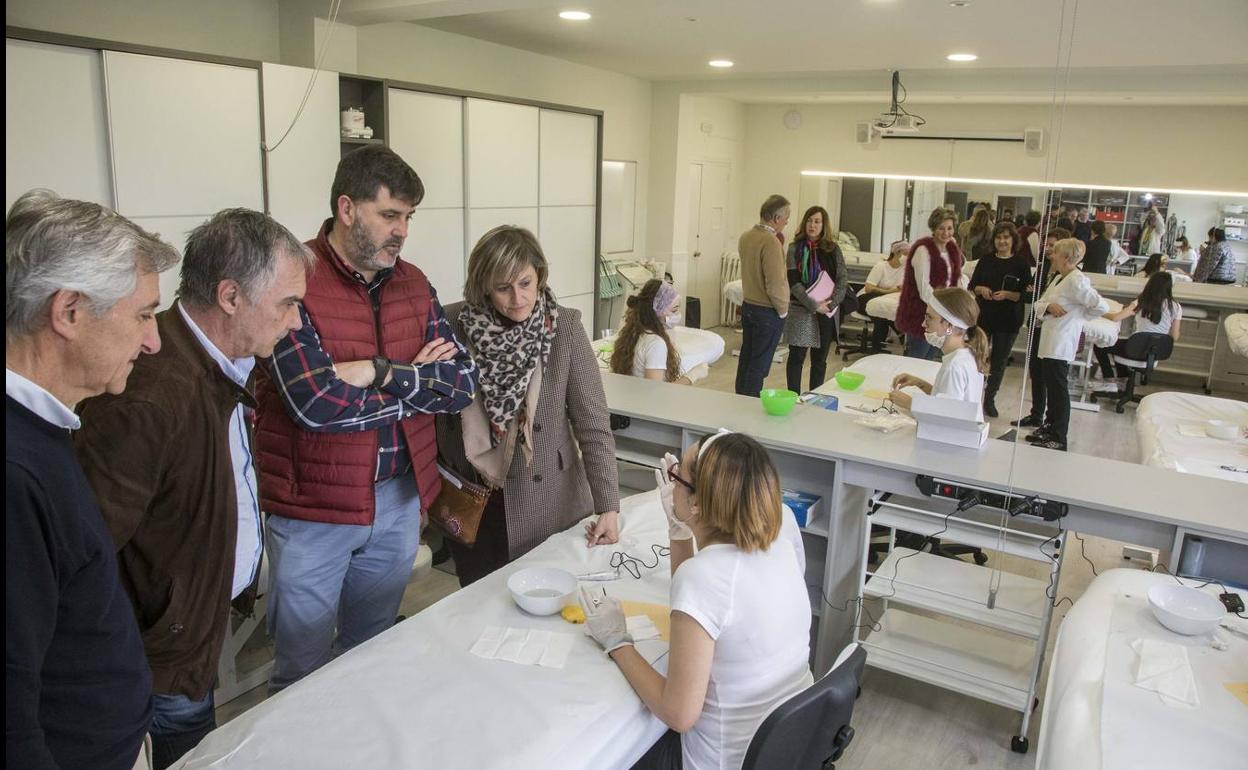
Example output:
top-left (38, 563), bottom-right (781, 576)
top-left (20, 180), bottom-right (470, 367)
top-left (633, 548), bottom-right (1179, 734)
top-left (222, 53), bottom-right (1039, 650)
top-left (558, 11), bottom-right (591, 21)
top-left (708, 59), bottom-right (734, 68)
top-left (949, 1), bottom-right (972, 7)
top-left (947, 53), bottom-right (978, 62)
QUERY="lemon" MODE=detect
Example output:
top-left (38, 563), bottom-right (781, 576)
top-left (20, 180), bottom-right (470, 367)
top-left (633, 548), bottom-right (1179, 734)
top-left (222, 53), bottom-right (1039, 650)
top-left (561, 604), bottom-right (586, 624)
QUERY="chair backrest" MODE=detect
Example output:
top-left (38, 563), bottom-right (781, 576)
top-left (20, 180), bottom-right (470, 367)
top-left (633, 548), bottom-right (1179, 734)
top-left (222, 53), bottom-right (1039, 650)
top-left (740, 644), bottom-right (868, 770)
top-left (1117, 331), bottom-right (1174, 375)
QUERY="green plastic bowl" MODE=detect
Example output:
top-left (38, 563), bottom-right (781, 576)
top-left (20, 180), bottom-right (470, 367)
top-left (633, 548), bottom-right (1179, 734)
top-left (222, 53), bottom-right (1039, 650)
top-left (834, 370), bottom-right (866, 391)
top-left (759, 388), bottom-right (800, 416)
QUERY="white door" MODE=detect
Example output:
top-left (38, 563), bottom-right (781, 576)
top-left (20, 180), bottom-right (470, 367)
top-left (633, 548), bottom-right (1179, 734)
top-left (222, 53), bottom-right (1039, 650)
top-left (687, 162), bottom-right (730, 328)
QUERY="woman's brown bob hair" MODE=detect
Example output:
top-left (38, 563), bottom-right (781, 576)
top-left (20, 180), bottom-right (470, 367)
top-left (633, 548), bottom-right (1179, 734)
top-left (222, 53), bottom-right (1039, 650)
top-left (689, 433), bottom-right (782, 552)
top-left (463, 225), bottom-right (550, 308)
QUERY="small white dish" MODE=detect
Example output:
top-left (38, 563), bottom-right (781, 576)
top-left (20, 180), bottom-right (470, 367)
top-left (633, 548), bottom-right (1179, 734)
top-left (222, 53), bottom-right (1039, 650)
top-left (1147, 584), bottom-right (1224, 636)
top-left (507, 567), bottom-right (577, 616)
top-left (1205, 420), bottom-right (1239, 440)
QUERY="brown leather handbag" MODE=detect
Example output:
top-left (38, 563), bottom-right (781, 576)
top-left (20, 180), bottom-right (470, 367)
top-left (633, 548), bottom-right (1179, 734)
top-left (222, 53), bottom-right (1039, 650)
top-left (428, 463), bottom-right (492, 546)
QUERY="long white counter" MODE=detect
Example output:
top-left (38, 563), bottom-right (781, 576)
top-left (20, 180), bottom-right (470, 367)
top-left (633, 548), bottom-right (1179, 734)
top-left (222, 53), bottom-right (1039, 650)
top-left (604, 374), bottom-right (1246, 664)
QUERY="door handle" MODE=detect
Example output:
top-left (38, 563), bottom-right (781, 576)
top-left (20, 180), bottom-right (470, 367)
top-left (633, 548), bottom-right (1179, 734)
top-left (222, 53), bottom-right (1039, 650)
top-left (693, 251), bottom-right (702, 258)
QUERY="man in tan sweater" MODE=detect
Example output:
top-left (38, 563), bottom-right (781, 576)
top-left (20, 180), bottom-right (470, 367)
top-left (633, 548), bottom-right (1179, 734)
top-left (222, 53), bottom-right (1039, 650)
top-left (734, 194), bottom-right (791, 395)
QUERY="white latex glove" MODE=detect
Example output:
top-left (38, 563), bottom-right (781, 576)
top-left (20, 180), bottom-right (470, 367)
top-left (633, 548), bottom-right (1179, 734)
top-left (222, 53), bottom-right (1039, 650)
top-left (579, 586), bottom-right (632, 653)
top-left (656, 452), bottom-right (693, 542)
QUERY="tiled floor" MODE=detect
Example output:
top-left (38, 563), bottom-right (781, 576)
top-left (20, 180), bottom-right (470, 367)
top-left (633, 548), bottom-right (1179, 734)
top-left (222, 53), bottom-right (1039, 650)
top-left (213, 325), bottom-right (1222, 769)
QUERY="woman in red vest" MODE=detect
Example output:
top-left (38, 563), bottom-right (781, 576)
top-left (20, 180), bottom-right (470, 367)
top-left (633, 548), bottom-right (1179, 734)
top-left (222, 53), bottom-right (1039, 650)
top-left (896, 207), bottom-right (964, 360)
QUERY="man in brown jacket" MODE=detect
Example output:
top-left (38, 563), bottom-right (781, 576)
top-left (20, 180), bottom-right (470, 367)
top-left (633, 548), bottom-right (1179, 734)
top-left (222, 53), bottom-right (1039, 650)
top-left (74, 209), bottom-right (313, 768)
top-left (735, 194), bottom-right (792, 396)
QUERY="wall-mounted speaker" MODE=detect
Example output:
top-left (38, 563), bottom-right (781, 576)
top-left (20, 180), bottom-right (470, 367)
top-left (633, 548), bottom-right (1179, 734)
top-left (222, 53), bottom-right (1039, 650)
top-left (1024, 127), bottom-right (1045, 155)
top-left (855, 121), bottom-right (878, 148)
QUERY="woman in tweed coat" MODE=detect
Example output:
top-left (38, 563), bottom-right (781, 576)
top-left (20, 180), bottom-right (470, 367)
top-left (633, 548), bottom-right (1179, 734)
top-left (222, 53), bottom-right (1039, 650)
top-left (437, 226), bottom-right (620, 586)
top-left (784, 206), bottom-right (849, 393)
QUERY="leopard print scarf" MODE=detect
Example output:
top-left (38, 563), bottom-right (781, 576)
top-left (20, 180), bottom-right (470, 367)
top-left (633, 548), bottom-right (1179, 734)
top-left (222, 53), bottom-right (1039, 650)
top-left (459, 287), bottom-right (559, 445)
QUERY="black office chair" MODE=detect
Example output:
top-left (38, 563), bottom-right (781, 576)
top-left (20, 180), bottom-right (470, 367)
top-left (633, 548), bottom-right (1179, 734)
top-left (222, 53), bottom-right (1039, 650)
top-left (740, 644), bottom-right (867, 770)
top-left (1090, 332), bottom-right (1174, 414)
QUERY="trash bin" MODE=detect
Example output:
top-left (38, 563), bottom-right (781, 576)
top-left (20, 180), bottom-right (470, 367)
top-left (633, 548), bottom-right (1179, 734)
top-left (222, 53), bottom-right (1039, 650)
top-left (685, 297), bottom-right (701, 329)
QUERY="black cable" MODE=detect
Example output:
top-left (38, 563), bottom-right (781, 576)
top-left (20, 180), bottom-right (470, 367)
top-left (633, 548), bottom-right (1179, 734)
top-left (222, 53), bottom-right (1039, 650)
top-left (610, 544), bottom-right (670, 580)
top-left (806, 585), bottom-right (883, 633)
top-left (1073, 532), bottom-right (1098, 577)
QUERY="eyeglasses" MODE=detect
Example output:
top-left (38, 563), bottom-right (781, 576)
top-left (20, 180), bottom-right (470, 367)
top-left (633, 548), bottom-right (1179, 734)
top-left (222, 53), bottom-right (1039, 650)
top-left (872, 398), bottom-right (899, 416)
top-left (666, 461), bottom-right (696, 494)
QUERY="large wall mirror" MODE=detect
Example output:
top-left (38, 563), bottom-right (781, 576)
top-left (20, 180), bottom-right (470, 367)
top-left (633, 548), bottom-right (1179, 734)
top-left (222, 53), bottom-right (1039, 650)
top-left (601, 159), bottom-right (637, 255)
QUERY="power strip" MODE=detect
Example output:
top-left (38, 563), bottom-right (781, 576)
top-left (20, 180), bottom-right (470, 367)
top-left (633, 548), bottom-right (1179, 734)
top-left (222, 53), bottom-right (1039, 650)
top-left (915, 475), bottom-right (1068, 522)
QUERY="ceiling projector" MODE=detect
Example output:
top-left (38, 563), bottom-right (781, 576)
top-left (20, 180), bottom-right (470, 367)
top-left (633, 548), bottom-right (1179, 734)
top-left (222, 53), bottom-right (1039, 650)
top-left (873, 114), bottom-right (921, 134)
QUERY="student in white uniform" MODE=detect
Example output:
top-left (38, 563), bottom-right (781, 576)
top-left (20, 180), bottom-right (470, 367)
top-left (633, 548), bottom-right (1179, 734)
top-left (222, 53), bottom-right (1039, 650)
top-left (1027, 238), bottom-right (1109, 451)
top-left (1093, 270), bottom-right (1182, 391)
top-left (887, 287), bottom-right (989, 418)
top-left (856, 239), bottom-right (909, 352)
top-left (609, 279), bottom-right (706, 384)
top-left (581, 431), bottom-right (812, 770)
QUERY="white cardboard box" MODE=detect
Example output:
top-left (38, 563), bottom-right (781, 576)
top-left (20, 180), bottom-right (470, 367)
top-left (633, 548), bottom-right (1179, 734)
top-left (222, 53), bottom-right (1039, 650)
top-left (911, 393), bottom-right (989, 449)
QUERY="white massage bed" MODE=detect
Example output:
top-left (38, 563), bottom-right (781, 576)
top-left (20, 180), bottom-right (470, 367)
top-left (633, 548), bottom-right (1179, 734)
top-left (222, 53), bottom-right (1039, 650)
top-left (176, 493), bottom-right (676, 770)
top-left (1036, 569), bottom-right (1248, 770)
top-left (1135, 392), bottom-right (1248, 483)
top-left (1225, 313), bottom-right (1248, 358)
top-left (593, 325), bottom-right (726, 376)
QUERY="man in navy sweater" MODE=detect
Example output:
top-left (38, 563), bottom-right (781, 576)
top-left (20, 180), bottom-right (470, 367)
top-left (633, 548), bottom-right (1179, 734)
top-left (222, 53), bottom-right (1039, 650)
top-left (6, 190), bottom-right (179, 770)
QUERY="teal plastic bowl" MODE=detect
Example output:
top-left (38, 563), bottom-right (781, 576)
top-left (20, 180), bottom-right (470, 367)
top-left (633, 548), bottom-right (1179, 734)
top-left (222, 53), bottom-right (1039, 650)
top-left (759, 388), bottom-right (799, 416)
top-left (834, 370), bottom-right (866, 391)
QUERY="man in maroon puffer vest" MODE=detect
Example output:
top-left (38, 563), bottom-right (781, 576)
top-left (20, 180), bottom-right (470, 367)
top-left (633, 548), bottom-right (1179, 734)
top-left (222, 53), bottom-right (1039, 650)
top-left (254, 146), bottom-right (478, 691)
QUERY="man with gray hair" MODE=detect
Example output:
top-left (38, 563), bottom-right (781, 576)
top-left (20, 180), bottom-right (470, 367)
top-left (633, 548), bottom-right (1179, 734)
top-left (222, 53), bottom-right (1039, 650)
top-left (735, 194), bottom-right (792, 396)
top-left (73, 208), bottom-right (312, 768)
top-left (6, 189), bottom-right (178, 770)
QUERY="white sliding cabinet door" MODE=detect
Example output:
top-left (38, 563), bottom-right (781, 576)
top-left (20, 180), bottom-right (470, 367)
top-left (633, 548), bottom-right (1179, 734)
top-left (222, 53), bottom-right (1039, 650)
top-left (466, 99), bottom-right (538, 209)
top-left (390, 89), bottom-right (466, 303)
top-left (261, 62), bottom-right (339, 240)
top-left (104, 51), bottom-right (263, 217)
top-left (6, 40), bottom-right (112, 209)
top-left (539, 109), bottom-right (598, 335)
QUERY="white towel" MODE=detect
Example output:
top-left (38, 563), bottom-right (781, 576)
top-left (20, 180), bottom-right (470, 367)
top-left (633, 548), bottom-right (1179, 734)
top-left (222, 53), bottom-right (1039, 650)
top-left (1131, 638), bottom-right (1199, 708)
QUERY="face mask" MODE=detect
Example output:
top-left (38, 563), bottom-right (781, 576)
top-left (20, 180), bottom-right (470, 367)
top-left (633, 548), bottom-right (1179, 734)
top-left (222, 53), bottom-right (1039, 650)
top-left (925, 329), bottom-right (951, 348)
top-left (663, 314), bottom-right (680, 328)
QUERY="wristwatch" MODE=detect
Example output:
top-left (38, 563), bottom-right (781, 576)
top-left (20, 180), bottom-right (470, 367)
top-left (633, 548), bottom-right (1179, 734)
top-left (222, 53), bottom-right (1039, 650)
top-left (370, 356), bottom-right (392, 389)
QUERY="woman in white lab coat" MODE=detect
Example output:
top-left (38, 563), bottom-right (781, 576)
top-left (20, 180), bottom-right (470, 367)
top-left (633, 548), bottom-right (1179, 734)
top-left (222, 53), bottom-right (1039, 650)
top-left (1026, 238), bottom-right (1109, 451)
top-left (888, 287), bottom-right (990, 417)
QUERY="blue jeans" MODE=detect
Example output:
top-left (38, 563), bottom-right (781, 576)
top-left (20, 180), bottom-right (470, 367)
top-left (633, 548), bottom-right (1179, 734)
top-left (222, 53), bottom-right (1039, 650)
top-left (735, 303), bottom-right (785, 396)
top-left (904, 334), bottom-right (941, 361)
top-left (150, 692), bottom-right (215, 769)
top-left (266, 473), bottom-right (422, 692)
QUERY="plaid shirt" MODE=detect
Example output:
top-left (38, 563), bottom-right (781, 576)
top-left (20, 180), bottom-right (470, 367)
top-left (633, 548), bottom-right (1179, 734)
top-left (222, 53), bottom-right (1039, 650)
top-left (265, 259), bottom-right (477, 482)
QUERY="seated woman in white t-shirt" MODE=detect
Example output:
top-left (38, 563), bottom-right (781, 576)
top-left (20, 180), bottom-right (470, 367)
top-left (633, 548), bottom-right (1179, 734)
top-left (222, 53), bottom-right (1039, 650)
top-left (887, 287), bottom-right (989, 418)
top-left (581, 431), bottom-right (812, 770)
top-left (610, 279), bottom-right (707, 384)
top-left (856, 239), bottom-right (909, 352)
top-left (1093, 270), bottom-right (1182, 391)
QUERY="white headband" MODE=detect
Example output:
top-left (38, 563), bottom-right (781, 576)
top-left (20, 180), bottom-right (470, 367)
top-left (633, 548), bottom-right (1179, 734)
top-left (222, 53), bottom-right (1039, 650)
top-left (697, 428), bottom-right (734, 460)
top-left (928, 295), bottom-right (969, 330)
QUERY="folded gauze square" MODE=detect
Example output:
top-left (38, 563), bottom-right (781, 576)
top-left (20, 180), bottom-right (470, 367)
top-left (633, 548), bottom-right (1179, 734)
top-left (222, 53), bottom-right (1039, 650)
top-left (1131, 638), bottom-right (1199, 709)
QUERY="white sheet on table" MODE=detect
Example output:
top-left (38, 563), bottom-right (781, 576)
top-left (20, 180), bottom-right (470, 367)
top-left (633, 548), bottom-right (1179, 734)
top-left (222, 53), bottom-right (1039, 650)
top-left (171, 491), bottom-right (674, 770)
top-left (595, 325), bottom-right (726, 375)
top-left (1036, 570), bottom-right (1248, 770)
top-left (812, 353), bottom-right (941, 413)
top-left (1135, 392), bottom-right (1248, 484)
top-left (1226, 313), bottom-right (1248, 358)
top-left (864, 292), bottom-right (900, 322)
top-left (1099, 593), bottom-right (1247, 770)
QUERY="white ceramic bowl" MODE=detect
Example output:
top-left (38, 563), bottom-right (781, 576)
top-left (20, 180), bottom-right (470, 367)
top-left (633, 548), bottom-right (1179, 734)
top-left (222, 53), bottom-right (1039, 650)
top-left (1147, 584), bottom-right (1224, 636)
top-left (1206, 420), bottom-right (1240, 440)
top-left (507, 567), bottom-right (578, 616)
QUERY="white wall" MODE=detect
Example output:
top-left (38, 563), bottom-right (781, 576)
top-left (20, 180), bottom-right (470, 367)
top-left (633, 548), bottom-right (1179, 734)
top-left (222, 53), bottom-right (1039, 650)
top-left (5, 0), bottom-right (280, 62)
top-left (740, 102), bottom-right (1248, 238)
top-left (353, 22), bottom-right (652, 272)
top-left (646, 88), bottom-right (747, 296)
